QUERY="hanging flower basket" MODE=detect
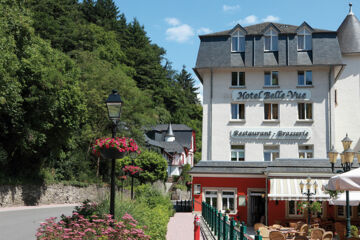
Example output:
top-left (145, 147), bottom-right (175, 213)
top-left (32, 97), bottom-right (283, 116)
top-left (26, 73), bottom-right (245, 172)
top-left (123, 165), bottom-right (143, 176)
top-left (92, 137), bottom-right (139, 159)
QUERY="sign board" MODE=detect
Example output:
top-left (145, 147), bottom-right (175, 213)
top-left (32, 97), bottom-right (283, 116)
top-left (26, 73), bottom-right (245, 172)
top-left (231, 128), bottom-right (311, 140)
top-left (232, 89), bottom-right (311, 101)
top-left (238, 195), bottom-right (246, 206)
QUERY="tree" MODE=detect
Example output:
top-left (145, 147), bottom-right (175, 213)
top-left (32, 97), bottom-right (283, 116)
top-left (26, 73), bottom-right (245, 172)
top-left (0, 1), bottom-right (87, 180)
top-left (116, 151), bottom-right (167, 183)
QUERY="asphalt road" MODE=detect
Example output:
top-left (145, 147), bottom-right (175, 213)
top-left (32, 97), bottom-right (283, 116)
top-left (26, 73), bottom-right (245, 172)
top-left (0, 205), bottom-right (77, 240)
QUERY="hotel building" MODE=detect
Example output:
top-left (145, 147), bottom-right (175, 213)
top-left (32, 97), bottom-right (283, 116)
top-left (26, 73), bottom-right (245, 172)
top-left (191, 5), bottom-right (360, 226)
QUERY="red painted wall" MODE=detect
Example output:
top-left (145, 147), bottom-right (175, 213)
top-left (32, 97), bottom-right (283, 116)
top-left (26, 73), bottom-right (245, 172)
top-left (193, 177), bottom-right (266, 223)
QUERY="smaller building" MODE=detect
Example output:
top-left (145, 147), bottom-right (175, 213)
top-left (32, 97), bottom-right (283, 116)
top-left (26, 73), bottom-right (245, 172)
top-left (145, 124), bottom-right (196, 176)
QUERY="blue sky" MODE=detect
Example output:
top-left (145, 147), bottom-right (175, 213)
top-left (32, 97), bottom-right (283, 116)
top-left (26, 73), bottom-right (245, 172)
top-left (115, 0), bottom-right (359, 100)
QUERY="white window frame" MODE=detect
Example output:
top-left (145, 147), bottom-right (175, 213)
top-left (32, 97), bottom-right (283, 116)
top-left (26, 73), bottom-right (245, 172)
top-left (264, 103), bottom-right (279, 120)
top-left (297, 102), bottom-right (313, 120)
top-left (264, 28), bottom-right (278, 51)
top-left (231, 145), bottom-right (245, 161)
top-left (231, 72), bottom-right (246, 86)
top-left (263, 145), bottom-right (279, 162)
top-left (205, 190), bottom-right (218, 208)
top-left (194, 184), bottom-right (201, 195)
top-left (222, 190), bottom-right (236, 212)
top-left (337, 205), bottom-right (353, 218)
top-left (287, 200), bottom-right (304, 217)
top-left (264, 71), bottom-right (279, 86)
top-left (231, 103), bottom-right (245, 120)
top-left (299, 145), bottom-right (314, 159)
top-left (297, 28), bottom-right (312, 51)
top-left (231, 31), bottom-right (245, 52)
top-left (297, 70), bottom-right (312, 86)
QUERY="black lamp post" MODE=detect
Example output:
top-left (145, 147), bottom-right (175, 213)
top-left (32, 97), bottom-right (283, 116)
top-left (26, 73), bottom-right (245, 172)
top-left (105, 89), bottom-right (123, 218)
top-left (327, 134), bottom-right (360, 239)
top-left (299, 177), bottom-right (318, 226)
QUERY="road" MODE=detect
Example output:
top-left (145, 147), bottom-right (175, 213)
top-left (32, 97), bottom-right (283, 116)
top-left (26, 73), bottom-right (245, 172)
top-left (0, 204), bottom-right (77, 240)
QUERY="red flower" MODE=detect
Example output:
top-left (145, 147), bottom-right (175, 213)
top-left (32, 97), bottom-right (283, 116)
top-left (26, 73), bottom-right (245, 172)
top-left (91, 137), bottom-right (140, 157)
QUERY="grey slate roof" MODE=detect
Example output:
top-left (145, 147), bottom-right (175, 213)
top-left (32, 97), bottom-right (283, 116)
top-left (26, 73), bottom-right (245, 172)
top-left (144, 134), bottom-right (184, 153)
top-left (200, 22), bottom-right (333, 37)
top-left (152, 124), bottom-right (192, 131)
top-left (145, 124), bottom-right (194, 153)
top-left (337, 13), bottom-right (360, 54)
top-left (194, 22), bottom-right (344, 79)
top-left (190, 158), bottom-right (351, 175)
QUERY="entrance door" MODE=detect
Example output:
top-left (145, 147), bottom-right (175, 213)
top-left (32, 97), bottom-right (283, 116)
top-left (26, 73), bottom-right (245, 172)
top-left (248, 192), bottom-right (266, 226)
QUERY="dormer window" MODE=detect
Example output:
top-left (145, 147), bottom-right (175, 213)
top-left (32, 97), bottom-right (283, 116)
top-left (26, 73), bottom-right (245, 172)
top-left (231, 31), bottom-right (245, 52)
top-left (297, 28), bottom-right (312, 50)
top-left (264, 28), bottom-right (278, 51)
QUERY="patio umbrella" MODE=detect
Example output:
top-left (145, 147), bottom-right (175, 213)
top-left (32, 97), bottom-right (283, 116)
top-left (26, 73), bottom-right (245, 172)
top-left (326, 167), bottom-right (360, 191)
top-left (329, 191), bottom-right (360, 206)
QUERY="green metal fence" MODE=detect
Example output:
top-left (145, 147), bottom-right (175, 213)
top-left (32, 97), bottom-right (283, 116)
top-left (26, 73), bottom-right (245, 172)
top-left (201, 202), bottom-right (263, 240)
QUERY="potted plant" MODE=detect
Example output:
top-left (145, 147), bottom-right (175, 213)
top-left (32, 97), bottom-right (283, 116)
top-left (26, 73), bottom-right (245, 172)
top-left (92, 137), bottom-right (139, 159)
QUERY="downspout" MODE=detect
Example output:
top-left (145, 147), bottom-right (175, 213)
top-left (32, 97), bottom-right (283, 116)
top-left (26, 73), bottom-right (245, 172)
top-left (328, 67), bottom-right (332, 150)
top-left (253, 36), bottom-right (255, 66)
top-left (207, 68), bottom-right (213, 160)
top-left (286, 35), bottom-right (289, 65)
top-left (265, 173), bottom-right (268, 226)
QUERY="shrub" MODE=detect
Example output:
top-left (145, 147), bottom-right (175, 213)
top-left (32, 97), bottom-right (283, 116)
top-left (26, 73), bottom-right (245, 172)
top-left (36, 213), bottom-right (149, 239)
top-left (351, 225), bottom-right (358, 238)
top-left (97, 184), bottom-right (174, 240)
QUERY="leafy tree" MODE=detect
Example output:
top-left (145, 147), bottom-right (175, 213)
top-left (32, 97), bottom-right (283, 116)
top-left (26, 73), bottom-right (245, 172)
top-left (0, 1), bottom-right (87, 180)
top-left (116, 151), bottom-right (167, 183)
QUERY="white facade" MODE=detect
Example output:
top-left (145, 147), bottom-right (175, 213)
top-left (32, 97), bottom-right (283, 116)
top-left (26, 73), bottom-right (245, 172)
top-left (333, 54), bottom-right (360, 152)
top-left (200, 65), bottom-right (359, 161)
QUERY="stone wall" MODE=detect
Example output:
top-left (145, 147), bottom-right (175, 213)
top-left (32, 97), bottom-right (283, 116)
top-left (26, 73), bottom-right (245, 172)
top-left (0, 184), bottom-right (108, 207)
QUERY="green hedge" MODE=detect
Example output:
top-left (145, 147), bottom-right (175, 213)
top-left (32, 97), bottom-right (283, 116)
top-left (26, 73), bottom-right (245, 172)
top-left (97, 184), bottom-right (174, 240)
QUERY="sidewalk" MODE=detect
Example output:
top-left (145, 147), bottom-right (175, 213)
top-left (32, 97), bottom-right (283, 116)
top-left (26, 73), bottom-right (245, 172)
top-left (167, 212), bottom-right (197, 240)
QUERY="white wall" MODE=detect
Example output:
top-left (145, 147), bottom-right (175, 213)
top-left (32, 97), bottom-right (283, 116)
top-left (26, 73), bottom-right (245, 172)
top-left (201, 67), bottom-right (331, 161)
top-left (333, 54), bottom-right (360, 153)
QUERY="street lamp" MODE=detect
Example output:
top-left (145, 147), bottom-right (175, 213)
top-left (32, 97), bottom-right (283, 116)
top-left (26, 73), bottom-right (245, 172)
top-left (327, 134), bottom-right (359, 239)
top-left (106, 89), bottom-right (123, 218)
top-left (299, 177), bottom-right (318, 226)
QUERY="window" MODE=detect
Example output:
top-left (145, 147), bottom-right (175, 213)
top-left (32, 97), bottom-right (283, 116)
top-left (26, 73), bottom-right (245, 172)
top-left (205, 191), bottom-right (217, 208)
top-left (232, 72), bottom-right (245, 86)
top-left (298, 103), bottom-right (312, 120)
top-left (231, 31), bottom-right (245, 52)
top-left (299, 145), bottom-right (314, 158)
top-left (264, 103), bottom-right (278, 120)
top-left (337, 206), bottom-right (352, 217)
top-left (222, 191), bottom-right (235, 211)
top-left (231, 103), bottom-right (245, 120)
top-left (194, 184), bottom-right (201, 195)
top-left (298, 71), bottom-right (312, 86)
top-left (264, 71), bottom-right (279, 86)
top-left (298, 28), bottom-right (312, 50)
top-left (288, 201), bottom-right (304, 216)
top-left (264, 28), bottom-right (278, 51)
top-left (231, 145), bottom-right (245, 161)
top-left (264, 145), bottom-right (279, 161)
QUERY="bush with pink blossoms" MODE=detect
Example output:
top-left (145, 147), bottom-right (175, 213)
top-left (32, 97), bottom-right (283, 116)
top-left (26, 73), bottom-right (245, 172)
top-left (36, 212), bottom-right (149, 240)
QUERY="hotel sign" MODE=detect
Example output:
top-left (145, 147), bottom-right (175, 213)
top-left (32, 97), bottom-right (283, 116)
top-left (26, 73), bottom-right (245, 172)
top-left (231, 128), bottom-right (311, 140)
top-left (232, 89), bottom-right (311, 101)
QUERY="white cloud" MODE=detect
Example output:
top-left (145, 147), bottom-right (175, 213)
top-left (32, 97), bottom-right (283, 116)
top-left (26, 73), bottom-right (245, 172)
top-left (197, 27), bottom-right (212, 35)
top-left (166, 24), bottom-right (195, 43)
top-left (233, 15), bottom-right (259, 26)
top-left (223, 4), bottom-right (240, 12)
top-left (262, 15), bottom-right (280, 22)
top-left (165, 17), bottom-right (181, 26)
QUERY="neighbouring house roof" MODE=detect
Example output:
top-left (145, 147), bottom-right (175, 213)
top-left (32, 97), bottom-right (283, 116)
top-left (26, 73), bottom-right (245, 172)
top-left (190, 159), bottom-right (349, 176)
top-left (145, 124), bottom-right (194, 154)
top-left (337, 10), bottom-right (360, 54)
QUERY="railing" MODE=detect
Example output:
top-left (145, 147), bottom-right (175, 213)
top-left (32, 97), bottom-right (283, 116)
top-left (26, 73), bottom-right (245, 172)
top-left (201, 202), bottom-right (263, 240)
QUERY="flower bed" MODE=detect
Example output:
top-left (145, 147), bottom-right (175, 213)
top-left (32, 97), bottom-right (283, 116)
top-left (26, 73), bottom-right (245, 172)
top-left (36, 212), bottom-right (149, 239)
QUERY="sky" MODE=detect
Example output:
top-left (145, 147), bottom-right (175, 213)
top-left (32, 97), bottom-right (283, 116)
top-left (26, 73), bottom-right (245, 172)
top-left (115, 0), bottom-right (359, 101)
